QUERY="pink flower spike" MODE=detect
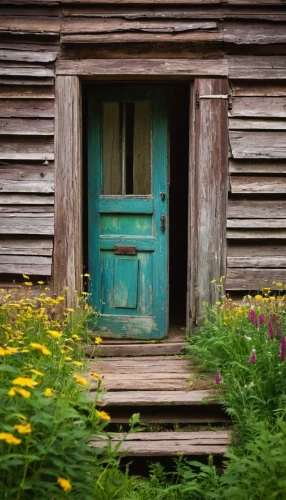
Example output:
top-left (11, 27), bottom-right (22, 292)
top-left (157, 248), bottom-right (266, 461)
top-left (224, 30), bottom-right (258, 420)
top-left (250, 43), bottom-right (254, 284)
top-left (276, 320), bottom-right (282, 337)
top-left (250, 308), bottom-right (257, 327)
top-left (268, 320), bottom-right (273, 339)
top-left (248, 349), bottom-right (257, 364)
top-left (259, 313), bottom-right (266, 324)
top-left (214, 371), bottom-right (221, 385)
top-left (280, 337), bottom-right (285, 361)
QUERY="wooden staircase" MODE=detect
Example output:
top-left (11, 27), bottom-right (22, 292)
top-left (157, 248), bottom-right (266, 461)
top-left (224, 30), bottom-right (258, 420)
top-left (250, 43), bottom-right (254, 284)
top-left (84, 331), bottom-right (231, 462)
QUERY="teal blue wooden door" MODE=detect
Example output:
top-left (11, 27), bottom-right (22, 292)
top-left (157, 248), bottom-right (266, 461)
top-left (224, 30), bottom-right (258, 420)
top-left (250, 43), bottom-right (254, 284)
top-left (88, 87), bottom-right (168, 339)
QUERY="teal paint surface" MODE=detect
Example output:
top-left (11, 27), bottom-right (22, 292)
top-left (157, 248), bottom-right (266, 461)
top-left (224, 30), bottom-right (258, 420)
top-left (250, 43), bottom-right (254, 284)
top-left (114, 258), bottom-right (139, 309)
top-left (88, 86), bottom-right (168, 339)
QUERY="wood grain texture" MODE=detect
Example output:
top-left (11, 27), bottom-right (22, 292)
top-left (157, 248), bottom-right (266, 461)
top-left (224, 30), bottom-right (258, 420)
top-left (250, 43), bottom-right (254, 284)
top-left (62, 32), bottom-right (222, 44)
top-left (0, 214), bottom-right (54, 235)
top-left (227, 219), bottom-right (286, 229)
top-left (84, 342), bottom-right (186, 357)
top-left (224, 22), bottom-right (286, 45)
top-left (229, 132), bottom-right (286, 159)
top-left (0, 99), bottom-right (54, 118)
top-left (0, 194), bottom-right (54, 205)
top-left (54, 76), bottom-right (82, 307)
top-left (231, 97), bottom-right (286, 118)
top-left (0, 137), bottom-right (54, 160)
top-left (0, 77), bottom-right (54, 86)
top-left (0, 237), bottom-right (53, 256)
top-left (56, 59), bottom-right (228, 76)
top-left (227, 229), bottom-right (286, 239)
top-left (190, 79), bottom-right (228, 312)
top-left (231, 83), bottom-right (286, 97)
top-left (227, 256), bottom-right (286, 268)
top-left (0, 16), bottom-right (60, 33)
top-left (0, 50), bottom-right (57, 63)
top-left (229, 119), bottom-right (286, 131)
top-left (229, 160), bottom-right (286, 174)
top-left (226, 269), bottom-right (286, 290)
top-left (229, 56), bottom-right (286, 79)
top-left (0, 66), bottom-right (54, 77)
top-left (230, 176), bottom-right (286, 193)
top-left (228, 199), bottom-right (286, 218)
top-left (0, 263), bottom-right (51, 275)
top-left (96, 390), bottom-right (218, 406)
top-left (0, 86), bottom-right (54, 98)
top-left (0, 118), bottom-right (54, 135)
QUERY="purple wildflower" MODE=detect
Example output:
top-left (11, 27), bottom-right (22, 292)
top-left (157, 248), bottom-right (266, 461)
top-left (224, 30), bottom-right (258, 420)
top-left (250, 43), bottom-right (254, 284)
top-left (248, 349), bottom-right (257, 364)
top-left (214, 371), bottom-right (221, 385)
top-left (250, 308), bottom-right (257, 327)
top-left (276, 320), bottom-right (282, 337)
top-left (268, 319), bottom-right (274, 339)
top-left (259, 313), bottom-right (266, 324)
top-left (280, 337), bottom-right (285, 361)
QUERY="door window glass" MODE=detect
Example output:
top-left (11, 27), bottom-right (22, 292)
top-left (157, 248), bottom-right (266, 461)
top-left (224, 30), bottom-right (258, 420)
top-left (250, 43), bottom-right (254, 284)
top-left (102, 101), bottom-right (151, 195)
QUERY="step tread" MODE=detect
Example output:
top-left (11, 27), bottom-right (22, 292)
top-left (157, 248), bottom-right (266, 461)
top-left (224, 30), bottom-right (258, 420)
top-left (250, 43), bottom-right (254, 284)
top-left (85, 342), bottom-right (186, 358)
top-left (95, 389), bottom-right (219, 406)
top-left (89, 431), bottom-right (230, 456)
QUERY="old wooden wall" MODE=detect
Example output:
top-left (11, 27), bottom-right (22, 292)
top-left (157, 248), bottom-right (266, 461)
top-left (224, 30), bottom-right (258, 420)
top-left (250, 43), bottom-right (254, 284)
top-left (0, 0), bottom-right (286, 299)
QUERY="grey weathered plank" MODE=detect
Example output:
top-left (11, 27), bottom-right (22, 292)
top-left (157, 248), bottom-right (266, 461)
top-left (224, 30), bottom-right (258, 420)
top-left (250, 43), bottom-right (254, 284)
top-left (227, 256), bottom-right (286, 268)
top-left (230, 176), bottom-right (286, 193)
top-left (229, 131), bottom-right (286, 159)
top-left (92, 375), bottom-right (192, 391)
top-left (0, 16), bottom-right (60, 33)
top-left (229, 160), bottom-right (286, 174)
top-left (0, 118), bottom-right (54, 135)
top-left (109, 431), bottom-right (230, 442)
top-left (227, 242), bottom-right (286, 257)
top-left (0, 77), bottom-right (54, 86)
top-left (0, 194), bottom-right (54, 205)
top-left (0, 67), bottom-right (54, 77)
top-left (189, 78), bottom-right (228, 314)
top-left (229, 119), bottom-right (286, 130)
top-left (231, 83), bottom-right (286, 97)
top-left (0, 86), bottom-right (54, 98)
top-left (228, 199), bottom-right (286, 218)
top-left (0, 181), bottom-right (54, 193)
top-left (227, 229), bottom-right (286, 239)
top-left (0, 99), bottom-right (54, 118)
top-left (0, 50), bottom-right (57, 63)
top-left (231, 97), bottom-right (286, 118)
top-left (0, 164), bottom-right (54, 180)
top-left (226, 269), bottom-right (286, 290)
top-left (54, 76), bottom-right (82, 307)
top-left (0, 215), bottom-right (54, 235)
top-left (56, 58), bottom-right (228, 76)
top-left (0, 137), bottom-right (54, 161)
top-left (0, 254), bottom-right (51, 264)
top-left (0, 263), bottom-right (51, 275)
top-left (96, 390), bottom-right (218, 406)
top-left (0, 238), bottom-right (53, 256)
top-left (229, 56), bottom-right (286, 79)
top-left (227, 219), bottom-right (286, 229)
top-left (85, 342), bottom-right (186, 357)
top-left (90, 440), bottom-right (228, 456)
top-left (224, 22), bottom-right (286, 45)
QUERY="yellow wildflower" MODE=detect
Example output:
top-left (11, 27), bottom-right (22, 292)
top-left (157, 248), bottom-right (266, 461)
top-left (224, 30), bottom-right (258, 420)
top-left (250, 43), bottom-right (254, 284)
top-left (73, 374), bottom-right (89, 387)
top-left (23, 274), bottom-right (29, 280)
top-left (96, 410), bottom-right (111, 421)
top-left (91, 372), bottom-right (102, 379)
top-left (57, 477), bottom-right (72, 492)
top-left (12, 377), bottom-right (38, 388)
top-left (47, 330), bottom-right (62, 339)
top-left (0, 346), bottom-right (19, 356)
top-left (66, 308), bottom-right (75, 313)
top-left (30, 343), bottom-right (51, 356)
top-left (95, 337), bottom-right (102, 345)
top-left (8, 387), bottom-right (30, 398)
top-left (216, 301), bottom-right (221, 305)
top-left (44, 388), bottom-right (54, 397)
top-left (72, 361), bottom-right (83, 367)
top-left (23, 282), bottom-right (33, 286)
top-left (61, 346), bottom-right (73, 353)
top-left (0, 433), bottom-right (21, 445)
top-left (255, 295), bottom-right (263, 301)
top-left (21, 349), bottom-right (29, 353)
top-left (71, 334), bottom-right (80, 340)
top-left (13, 423), bottom-right (32, 434)
top-left (65, 357), bottom-right (72, 361)
top-left (30, 369), bottom-right (44, 377)
top-left (210, 279), bottom-right (216, 284)
top-left (37, 281), bottom-right (44, 285)
top-left (276, 282), bottom-right (283, 287)
top-left (84, 273), bottom-right (90, 277)
top-left (57, 296), bottom-right (65, 301)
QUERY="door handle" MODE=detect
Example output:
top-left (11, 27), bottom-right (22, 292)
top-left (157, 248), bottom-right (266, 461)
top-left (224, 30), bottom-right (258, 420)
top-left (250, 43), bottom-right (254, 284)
top-left (160, 214), bottom-right (166, 232)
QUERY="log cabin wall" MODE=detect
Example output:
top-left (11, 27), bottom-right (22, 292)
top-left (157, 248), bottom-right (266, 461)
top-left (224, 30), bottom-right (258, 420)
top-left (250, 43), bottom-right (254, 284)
top-left (0, 1), bottom-right (286, 302)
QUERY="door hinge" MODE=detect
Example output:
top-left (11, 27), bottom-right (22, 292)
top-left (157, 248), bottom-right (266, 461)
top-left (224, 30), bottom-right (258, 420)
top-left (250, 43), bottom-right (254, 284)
top-left (196, 92), bottom-right (232, 111)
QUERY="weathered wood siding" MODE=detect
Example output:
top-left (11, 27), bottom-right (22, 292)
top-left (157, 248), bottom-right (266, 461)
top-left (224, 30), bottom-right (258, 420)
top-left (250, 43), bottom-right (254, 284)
top-left (0, 0), bottom-right (286, 299)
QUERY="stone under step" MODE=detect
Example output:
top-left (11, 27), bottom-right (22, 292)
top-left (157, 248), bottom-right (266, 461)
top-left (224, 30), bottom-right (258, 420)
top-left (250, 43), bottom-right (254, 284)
top-left (90, 431), bottom-right (231, 457)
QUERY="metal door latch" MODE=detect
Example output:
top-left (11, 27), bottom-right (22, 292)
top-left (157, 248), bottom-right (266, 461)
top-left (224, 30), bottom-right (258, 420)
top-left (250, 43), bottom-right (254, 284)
top-left (160, 214), bottom-right (166, 232)
top-left (196, 92), bottom-right (232, 110)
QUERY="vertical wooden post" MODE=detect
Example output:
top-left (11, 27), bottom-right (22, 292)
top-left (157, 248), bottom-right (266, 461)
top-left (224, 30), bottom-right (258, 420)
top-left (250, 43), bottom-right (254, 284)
top-left (54, 76), bottom-right (82, 306)
top-left (188, 78), bottom-right (228, 327)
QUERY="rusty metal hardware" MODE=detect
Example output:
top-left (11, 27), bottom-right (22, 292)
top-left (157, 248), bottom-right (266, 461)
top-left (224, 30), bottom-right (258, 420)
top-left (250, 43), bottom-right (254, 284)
top-left (196, 92), bottom-right (232, 111)
top-left (160, 192), bottom-right (166, 201)
top-left (114, 246), bottom-right (137, 255)
top-left (160, 214), bottom-right (166, 232)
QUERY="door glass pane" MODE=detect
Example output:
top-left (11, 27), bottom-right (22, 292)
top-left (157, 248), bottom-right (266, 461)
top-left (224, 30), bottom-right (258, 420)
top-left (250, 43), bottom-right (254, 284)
top-left (102, 102), bottom-right (122, 195)
top-left (102, 100), bottom-right (152, 195)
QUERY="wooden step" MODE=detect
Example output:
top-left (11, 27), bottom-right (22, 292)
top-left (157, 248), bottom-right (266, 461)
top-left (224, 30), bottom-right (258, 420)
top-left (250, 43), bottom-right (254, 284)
top-left (105, 406), bottom-right (230, 424)
top-left (95, 390), bottom-right (219, 406)
top-left (90, 430), bottom-right (230, 457)
top-left (85, 342), bottom-right (186, 357)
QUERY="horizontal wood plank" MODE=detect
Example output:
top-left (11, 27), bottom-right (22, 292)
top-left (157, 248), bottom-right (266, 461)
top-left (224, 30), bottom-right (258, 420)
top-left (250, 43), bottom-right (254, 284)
top-left (0, 99), bottom-right (54, 118)
top-left (0, 194), bottom-right (54, 205)
top-left (85, 342), bottom-right (186, 357)
top-left (0, 164), bottom-right (54, 181)
top-left (231, 97), bottom-right (286, 118)
top-left (230, 176), bottom-right (286, 193)
top-left (228, 256), bottom-right (286, 268)
top-left (229, 160), bottom-right (286, 174)
top-left (227, 242), bottom-right (286, 257)
top-left (96, 390), bottom-right (218, 406)
top-left (0, 50), bottom-right (57, 63)
top-left (110, 430), bottom-right (230, 442)
top-left (227, 219), bottom-right (286, 228)
top-left (229, 131), bottom-right (286, 159)
top-left (226, 268), bottom-right (286, 290)
top-left (0, 237), bottom-right (53, 256)
top-left (0, 86), bottom-right (54, 98)
top-left (56, 58), bottom-right (228, 76)
top-left (0, 67), bottom-right (54, 77)
top-left (228, 199), bottom-right (286, 218)
top-left (231, 83), bottom-right (286, 97)
top-left (229, 56), bottom-right (286, 79)
top-left (0, 16), bottom-right (60, 33)
top-left (227, 229), bottom-right (286, 239)
top-left (0, 118), bottom-right (54, 135)
top-left (224, 22), bottom-right (286, 45)
top-left (0, 137), bottom-right (54, 160)
top-left (0, 263), bottom-right (52, 275)
top-left (0, 215), bottom-right (54, 235)
top-left (62, 32), bottom-right (222, 43)
top-left (0, 77), bottom-right (54, 86)
top-left (229, 119), bottom-right (286, 130)
top-left (0, 181), bottom-right (54, 193)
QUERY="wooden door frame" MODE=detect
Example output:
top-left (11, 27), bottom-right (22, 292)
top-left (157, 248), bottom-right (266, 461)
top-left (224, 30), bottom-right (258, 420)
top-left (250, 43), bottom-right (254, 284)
top-left (54, 60), bottom-right (228, 323)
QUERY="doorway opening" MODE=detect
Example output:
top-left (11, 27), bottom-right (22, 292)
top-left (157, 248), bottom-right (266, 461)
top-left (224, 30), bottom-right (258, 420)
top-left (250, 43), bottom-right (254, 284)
top-left (82, 82), bottom-right (189, 338)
